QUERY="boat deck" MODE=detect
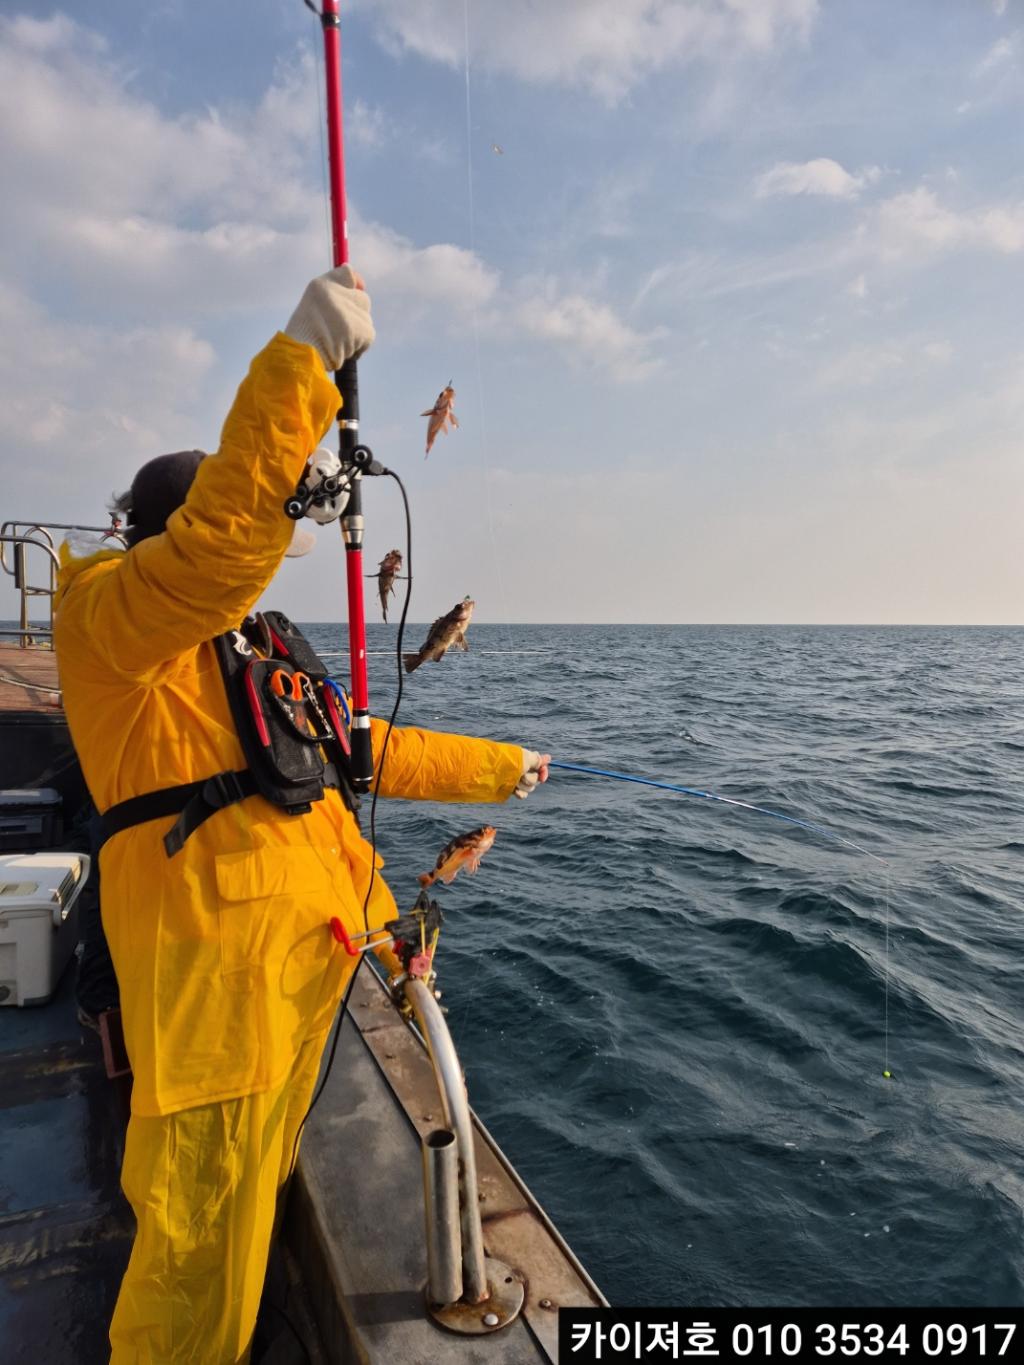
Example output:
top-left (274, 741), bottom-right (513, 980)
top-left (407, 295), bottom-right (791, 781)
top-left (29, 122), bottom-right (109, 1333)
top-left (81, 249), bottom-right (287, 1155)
top-left (0, 969), bottom-right (135, 1363)
top-left (0, 644), bottom-right (87, 814)
top-left (0, 642), bottom-right (62, 714)
top-left (0, 956), bottom-right (602, 1362)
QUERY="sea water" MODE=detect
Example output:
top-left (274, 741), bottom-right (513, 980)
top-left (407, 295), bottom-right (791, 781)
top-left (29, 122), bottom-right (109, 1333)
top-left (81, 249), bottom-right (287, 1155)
top-left (307, 623), bottom-right (1024, 1309)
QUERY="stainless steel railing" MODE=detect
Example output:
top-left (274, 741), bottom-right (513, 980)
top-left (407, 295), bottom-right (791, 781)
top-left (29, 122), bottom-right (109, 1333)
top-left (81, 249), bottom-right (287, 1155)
top-left (405, 978), bottom-right (489, 1304)
top-left (0, 522), bottom-right (117, 646)
top-left (405, 977), bottom-right (525, 1334)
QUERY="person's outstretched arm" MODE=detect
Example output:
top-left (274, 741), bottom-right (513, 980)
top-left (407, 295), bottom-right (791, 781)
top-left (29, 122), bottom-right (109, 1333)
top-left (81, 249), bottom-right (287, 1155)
top-left (370, 722), bottom-right (550, 803)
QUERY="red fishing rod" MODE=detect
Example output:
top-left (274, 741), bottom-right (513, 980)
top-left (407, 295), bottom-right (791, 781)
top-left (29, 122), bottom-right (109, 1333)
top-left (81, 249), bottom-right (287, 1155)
top-left (295, 0), bottom-right (377, 793)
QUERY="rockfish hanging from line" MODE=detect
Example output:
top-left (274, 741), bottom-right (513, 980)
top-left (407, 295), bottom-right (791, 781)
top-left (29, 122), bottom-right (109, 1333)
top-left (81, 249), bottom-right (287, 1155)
top-left (403, 597), bottom-right (474, 673)
top-left (419, 826), bottom-right (497, 887)
top-left (376, 549), bottom-right (403, 622)
top-left (421, 383), bottom-right (458, 457)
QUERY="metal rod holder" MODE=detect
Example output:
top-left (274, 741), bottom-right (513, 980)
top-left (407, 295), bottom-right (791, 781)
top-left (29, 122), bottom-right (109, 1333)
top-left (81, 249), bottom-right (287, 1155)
top-left (404, 977), bottom-right (488, 1302)
top-left (422, 1129), bottom-right (463, 1308)
top-left (404, 977), bottom-right (526, 1334)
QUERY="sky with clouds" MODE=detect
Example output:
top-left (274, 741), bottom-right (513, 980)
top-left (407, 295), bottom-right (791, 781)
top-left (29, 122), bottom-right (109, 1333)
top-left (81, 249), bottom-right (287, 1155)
top-left (0, 0), bottom-right (1021, 624)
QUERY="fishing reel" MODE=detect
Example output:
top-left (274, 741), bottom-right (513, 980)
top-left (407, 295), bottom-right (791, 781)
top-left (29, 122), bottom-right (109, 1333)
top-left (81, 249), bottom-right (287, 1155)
top-left (284, 445), bottom-right (351, 523)
top-left (284, 443), bottom-right (387, 522)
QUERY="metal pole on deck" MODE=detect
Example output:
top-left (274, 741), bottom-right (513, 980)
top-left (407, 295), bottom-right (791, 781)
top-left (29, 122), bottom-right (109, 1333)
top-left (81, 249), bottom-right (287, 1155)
top-left (405, 978), bottom-right (526, 1333)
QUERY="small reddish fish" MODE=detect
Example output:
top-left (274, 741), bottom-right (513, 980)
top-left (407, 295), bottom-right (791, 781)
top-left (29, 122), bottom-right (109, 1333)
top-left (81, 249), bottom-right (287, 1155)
top-left (419, 826), bottom-right (497, 888)
top-left (421, 382), bottom-right (458, 458)
top-left (376, 549), bottom-right (403, 622)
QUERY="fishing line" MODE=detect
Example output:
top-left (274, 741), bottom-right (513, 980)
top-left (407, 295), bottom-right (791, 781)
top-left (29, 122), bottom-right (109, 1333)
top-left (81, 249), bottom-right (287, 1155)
top-left (433, 0), bottom-right (530, 1043)
top-left (458, 0), bottom-right (894, 1075)
top-left (447, 6), bottom-right (525, 1043)
top-left (460, 0), bottom-right (523, 685)
top-left (551, 759), bottom-right (896, 1077)
top-left (882, 867), bottom-right (892, 1079)
top-left (548, 761), bottom-right (888, 863)
top-left (284, 954), bottom-right (363, 1184)
top-left (359, 468), bottom-right (414, 934)
top-left (285, 471), bottom-right (413, 1179)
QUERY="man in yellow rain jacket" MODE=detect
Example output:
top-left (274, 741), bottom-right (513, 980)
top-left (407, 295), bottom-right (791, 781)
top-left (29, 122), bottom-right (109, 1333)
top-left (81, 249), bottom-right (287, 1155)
top-left (53, 266), bottom-right (550, 1363)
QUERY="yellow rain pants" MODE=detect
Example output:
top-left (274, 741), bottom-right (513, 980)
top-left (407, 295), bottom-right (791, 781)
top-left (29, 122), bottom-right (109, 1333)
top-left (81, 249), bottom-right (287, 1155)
top-left (53, 333), bottom-right (523, 1361)
top-left (109, 1034), bottom-right (323, 1364)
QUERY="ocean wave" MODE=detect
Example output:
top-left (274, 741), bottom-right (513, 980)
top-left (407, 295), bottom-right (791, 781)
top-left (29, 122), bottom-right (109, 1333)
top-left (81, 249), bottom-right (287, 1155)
top-left (309, 621), bottom-right (1024, 1307)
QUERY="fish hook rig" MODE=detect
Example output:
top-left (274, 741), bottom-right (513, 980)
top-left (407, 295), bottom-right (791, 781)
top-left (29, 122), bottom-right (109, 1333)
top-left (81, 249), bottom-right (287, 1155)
top-left (328, 889), bottom-right (444, 1010)
top-left (387, 889), bottom-right (445, 1014)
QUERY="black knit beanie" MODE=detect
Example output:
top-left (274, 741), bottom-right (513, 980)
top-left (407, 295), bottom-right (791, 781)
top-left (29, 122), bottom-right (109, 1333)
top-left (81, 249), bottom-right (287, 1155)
top-left (122, 450), bottom-right (205, 547)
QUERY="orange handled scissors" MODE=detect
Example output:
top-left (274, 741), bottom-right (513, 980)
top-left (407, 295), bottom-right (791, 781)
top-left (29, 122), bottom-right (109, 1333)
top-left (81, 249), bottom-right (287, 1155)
top-left (269, 669), bottom-right (310, 702)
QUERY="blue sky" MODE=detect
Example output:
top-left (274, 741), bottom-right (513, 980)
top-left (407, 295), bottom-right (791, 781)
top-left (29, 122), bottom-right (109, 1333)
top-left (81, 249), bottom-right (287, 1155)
top-left (1, 0), bottom-right (1021, 623)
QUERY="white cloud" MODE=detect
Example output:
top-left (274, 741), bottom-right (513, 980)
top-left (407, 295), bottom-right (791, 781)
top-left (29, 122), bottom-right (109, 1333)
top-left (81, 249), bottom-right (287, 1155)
top-left (354, 219), bottom-right (499, 326)
top-left (633, 177), bottom-right (1024, 322)
top-left (360, 0), bottom-right (818, 102)
top-left (348, 96), bottom-right (451, 163)
top-left (633, 238), bottom-right (849, 308)
top-left (0, 1), bottom-right (660, 513)
top-left (0, 16), bottom-right (323, 315)
top-left (0, 15), bottom-right (480, 325)
top-left (974, 35), bottom-right (1016, 76)
top-left (871, 187), bottom-right (1024, 259)
top-left (350, 97), bottom-right (393, 149)
top-left (817, 336), bottom-right (954, 389)
top-left (922, 340), bottom-right (954, 364)
top-left (755, 158), bottom-right (880, 200)
top-left (0, 281), bottom-right (217, 518)
top-left (2, 12), bottom-right (98, 55)
top-left (516, 282), bottom-right (665, 381)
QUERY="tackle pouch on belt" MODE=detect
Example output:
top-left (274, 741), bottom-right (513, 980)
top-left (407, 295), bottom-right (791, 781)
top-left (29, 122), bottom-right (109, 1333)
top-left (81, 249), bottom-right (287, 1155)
top-left (260, 610), bottom-right (352, 759)
top-left (99, 614), bottom-right (359, 856)
top-left (223, 646), bottom-right (328, 804)
top-left (214, 618), bottom-right (358, 818)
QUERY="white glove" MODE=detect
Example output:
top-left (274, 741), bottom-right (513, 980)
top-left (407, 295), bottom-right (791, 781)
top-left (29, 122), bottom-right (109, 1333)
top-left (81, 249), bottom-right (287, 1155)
top-left (284, 264), bottom-right (375, 372)
top-left (514, 749), bottom-right (551, 799)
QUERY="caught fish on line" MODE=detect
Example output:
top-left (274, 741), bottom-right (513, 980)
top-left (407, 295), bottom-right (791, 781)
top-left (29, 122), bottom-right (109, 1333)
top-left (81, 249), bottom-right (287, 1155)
top-left (419, 826), bottom-right (497, 888)
top-left (375, 549), bottom-right (403, 622)
top-left (421, 382), bottom-right (458, 457)
top-left (404, 596), bottom-right (474, 673)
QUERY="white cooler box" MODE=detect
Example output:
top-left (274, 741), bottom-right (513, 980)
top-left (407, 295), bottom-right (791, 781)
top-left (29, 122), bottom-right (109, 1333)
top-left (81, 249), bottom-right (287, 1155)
top-left (0, 852), bottom-right (89, 1006)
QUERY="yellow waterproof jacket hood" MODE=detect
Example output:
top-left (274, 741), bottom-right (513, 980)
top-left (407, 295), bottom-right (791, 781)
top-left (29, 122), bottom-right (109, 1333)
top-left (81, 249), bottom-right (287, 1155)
top-left (54, 334), bottom-right (521, 1116)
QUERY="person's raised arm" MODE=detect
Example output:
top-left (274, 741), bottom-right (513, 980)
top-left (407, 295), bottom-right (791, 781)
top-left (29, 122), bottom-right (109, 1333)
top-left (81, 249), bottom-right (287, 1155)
top-left (66, 267), bottom-right (373, 680)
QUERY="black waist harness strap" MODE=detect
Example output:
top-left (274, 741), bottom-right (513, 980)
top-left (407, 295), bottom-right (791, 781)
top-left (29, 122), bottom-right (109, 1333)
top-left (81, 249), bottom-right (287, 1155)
top-left (98, 613), bottom-right (358, 857)
top-left (102, 770), bottom-right (259, 857)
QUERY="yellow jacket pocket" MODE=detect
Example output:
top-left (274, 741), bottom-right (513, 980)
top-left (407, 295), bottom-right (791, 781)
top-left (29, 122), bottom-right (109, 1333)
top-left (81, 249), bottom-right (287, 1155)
top-left (214, 846), bottom-right (332, 986)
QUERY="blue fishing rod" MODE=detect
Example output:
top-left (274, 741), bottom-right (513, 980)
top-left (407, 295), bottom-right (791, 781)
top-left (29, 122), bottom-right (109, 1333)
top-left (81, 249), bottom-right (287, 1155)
top-left (547, 761), bottom-right (886, 865)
